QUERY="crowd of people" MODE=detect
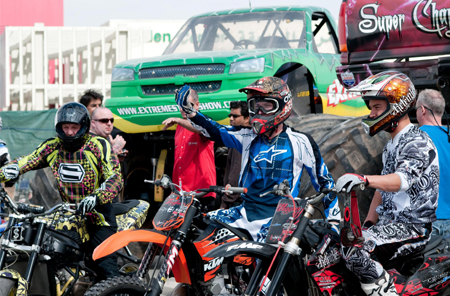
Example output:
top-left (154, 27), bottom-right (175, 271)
top-left (0, 71), bottom-right (448, 295)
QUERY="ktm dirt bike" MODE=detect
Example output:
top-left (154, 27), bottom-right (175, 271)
top-left (0, 186), bottom-right (149, 296)
top-left (205, 181), bottom-right (450, 296)
top-left (84, 174), bottom-right (254, 296)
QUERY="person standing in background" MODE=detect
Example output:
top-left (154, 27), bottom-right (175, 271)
top-left (415, 89), bottom-right (450, 238)
top-left (80, 89), bottom-right (103, 116)
top-left (162, 88), bottom-right (216, 209)
top-left (90, 107), bottom-right (127, 156)
top-left (221, 101), bottom-right (250, 209)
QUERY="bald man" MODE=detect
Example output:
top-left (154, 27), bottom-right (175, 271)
top-left (90, 107), bottom-right (126, 155)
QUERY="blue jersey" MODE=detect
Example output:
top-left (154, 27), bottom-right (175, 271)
top-left (190, 113), bottom-right (338, 221)
top-left (420, 125), bottom-right (449, 220)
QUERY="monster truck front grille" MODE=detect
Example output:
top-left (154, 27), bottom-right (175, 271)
top-left (142, 81), bottom-right (222, 96)
top-left (139, 64), bottom-right (225, 79)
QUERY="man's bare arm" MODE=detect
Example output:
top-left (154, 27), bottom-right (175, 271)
top-left (365, 190), bottom-right (381, 224)
top-left (366, 173), bottom-right (401, 192)
top-left (162, 117), bottom-right (200, 134)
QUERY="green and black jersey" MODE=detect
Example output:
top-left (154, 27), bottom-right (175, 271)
top-left (0, 134), bottom-right (123, 226)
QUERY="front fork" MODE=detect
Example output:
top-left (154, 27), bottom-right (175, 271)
top-left (0, 218), bottom-right (46, 287)
top-left (144, 199), bottom-right (200, 295)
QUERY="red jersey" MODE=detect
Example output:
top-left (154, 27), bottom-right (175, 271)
top-left (172, 125), bottom-right (216, 197)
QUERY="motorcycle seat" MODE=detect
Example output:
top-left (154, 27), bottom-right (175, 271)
top-left (113, 200), bottom-right (140, 215)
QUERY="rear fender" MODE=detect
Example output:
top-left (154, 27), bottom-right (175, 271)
top-left (204, 241), bottom-right (278, 260)
top-left (0, 269), bottom-right (28, 296)
top-left (93, 229), bottom-right (191, 284)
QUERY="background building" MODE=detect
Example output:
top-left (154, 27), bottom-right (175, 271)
top-left (0, 20), bottom-right (185, 111)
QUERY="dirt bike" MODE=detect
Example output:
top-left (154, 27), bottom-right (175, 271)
top-left (84, 174), bottom-right (254, 296)
top-left (205, 181), bottom-right (450, 296)
top-left (0, 186), bottom-right (149, 296)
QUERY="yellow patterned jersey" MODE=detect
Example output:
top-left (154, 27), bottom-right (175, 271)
top-left (0, 135), bottom-right (123, 226)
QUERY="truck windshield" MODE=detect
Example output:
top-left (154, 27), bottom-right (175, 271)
top-left (163, 11), bottom-right (306, 55)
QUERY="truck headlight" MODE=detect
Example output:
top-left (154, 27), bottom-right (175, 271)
top-left (229, 58), bottom-right (265, 74)
top-left (112, 68), bottom-right (135, 81)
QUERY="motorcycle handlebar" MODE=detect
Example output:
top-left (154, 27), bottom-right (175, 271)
top-left (225, 185), bottom-right (247, 194)
top-left (197, 185), bottom-right (247, 195)
top-left (145, 178), bottom-right (247, 195)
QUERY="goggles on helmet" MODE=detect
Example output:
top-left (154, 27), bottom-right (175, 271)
top-left (248, 97), bottom-right (279, 115)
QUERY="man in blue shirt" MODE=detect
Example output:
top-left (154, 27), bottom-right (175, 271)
top-left (175, 77), bottom-right (339, 242)
top-left (416, 89), bottom-right (450, 238)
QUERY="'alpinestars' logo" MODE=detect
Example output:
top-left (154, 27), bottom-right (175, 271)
top-left (254, 146), bottom-right (287, 164)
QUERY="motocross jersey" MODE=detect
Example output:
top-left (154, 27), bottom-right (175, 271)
top-left (0, 135), bottom-right (123, 226)
top-left (190, 112), bottom-right (338, 221)
top-left (377, 124), bottom-right (439, 225)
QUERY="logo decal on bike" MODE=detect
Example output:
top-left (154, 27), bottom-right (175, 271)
top-left (204, 257), bottom-right (224, 272)
top-left (205, 228), bottom-right (236, 247)
top-left (254, 146), bottom-right (287, 164)
top-left (227, 242), bottom-right (263, 251)
top-left (166, 245), bottom-right (179, 276)
top-left (58, 163), bottom-right (85, 183)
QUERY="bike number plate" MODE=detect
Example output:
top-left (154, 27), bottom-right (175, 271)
top-left (10, 226), bottom-right (24, 242)
top-left (266, 198), bottom-right (304, 244)
top-left (153, 193), bottom-right (193, 231)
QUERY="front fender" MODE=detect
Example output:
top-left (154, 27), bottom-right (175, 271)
top-left (204, 241), bottom-right (278, 260)
top-left (0, 269), bottom-right (28, 296)
top-left (93, 229), bottom-right (191, 284)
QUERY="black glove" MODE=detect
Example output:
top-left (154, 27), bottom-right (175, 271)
top-left (335, 173), bottom-right (369, 193)
top-left (362, 220), bottom-right (375, 231)
top-left (77, 195), bottom-right (97, 215)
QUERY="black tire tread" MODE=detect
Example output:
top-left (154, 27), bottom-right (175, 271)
top-left (0, 277), bottom-right (17, 296)
top-left (84, 276), bottom-right (147, 296)
top-left (290, 114), bottom-right (390, 222)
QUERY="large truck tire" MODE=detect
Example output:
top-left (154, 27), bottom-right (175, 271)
top-left (288, 114), bottom-right (390, 222)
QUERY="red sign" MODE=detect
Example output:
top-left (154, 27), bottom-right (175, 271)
top-left (343, 0), bottom-right (450, 64)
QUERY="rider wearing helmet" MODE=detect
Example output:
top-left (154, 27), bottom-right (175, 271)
top-left (175, 77), bottom-right (339, 242)
top-left (0, 117), bottom-right (10, 167)
top-left (0, 102), bottom-right (122, 281)
top-left (336, 71), bottom-right (439, 296)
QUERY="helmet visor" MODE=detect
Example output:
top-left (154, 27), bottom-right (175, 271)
top-left (55, 104), bottom-right (89, 126)
top-left (248, 97), bottom-right (279, 115)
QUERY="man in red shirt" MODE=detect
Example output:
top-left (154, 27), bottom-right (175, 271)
top-left (162, 88), bottom-right (216, 208)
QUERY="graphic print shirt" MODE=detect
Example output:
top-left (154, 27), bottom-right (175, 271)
top-left (0, 135), bottom-right (123, 226)
top-left (377, 124), bottom-right (439, 225)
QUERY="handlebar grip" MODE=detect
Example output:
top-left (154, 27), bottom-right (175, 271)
top-left (17, 203), bottom-right (45, 214)
top-left (225, 185), bottom-right (247, 194)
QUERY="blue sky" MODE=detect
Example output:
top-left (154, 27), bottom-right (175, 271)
top-left (64, 0), bottom-right (341, 26)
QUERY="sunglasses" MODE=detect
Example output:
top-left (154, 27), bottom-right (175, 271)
top-left (94, 118), bottom-right (114, 124)
top-left (228, 114), bottom-right (242, 118)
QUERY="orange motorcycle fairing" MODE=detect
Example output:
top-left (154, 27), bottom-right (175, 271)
top-left (93, 229), bottom-right (191, 284)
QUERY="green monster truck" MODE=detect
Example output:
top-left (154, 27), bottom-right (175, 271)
top-left (107, 6), bottom-right (385, 218)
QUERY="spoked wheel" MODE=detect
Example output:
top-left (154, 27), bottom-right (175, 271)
top-left (0, 278), bottom-right (17, 296)
top-left (84, 276), bottom-right (147, 296)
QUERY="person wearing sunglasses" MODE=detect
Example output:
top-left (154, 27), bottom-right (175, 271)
top-left (221, 101), bottom-right (250, 209)
top-left (416, 89), bottom-right (450, 239)
top-left (90, 107), bottom-right (127, 157)
top-left (0, 102), bottom-right (122, 281)
top-left (175, 77), bottom-right (339, 243)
